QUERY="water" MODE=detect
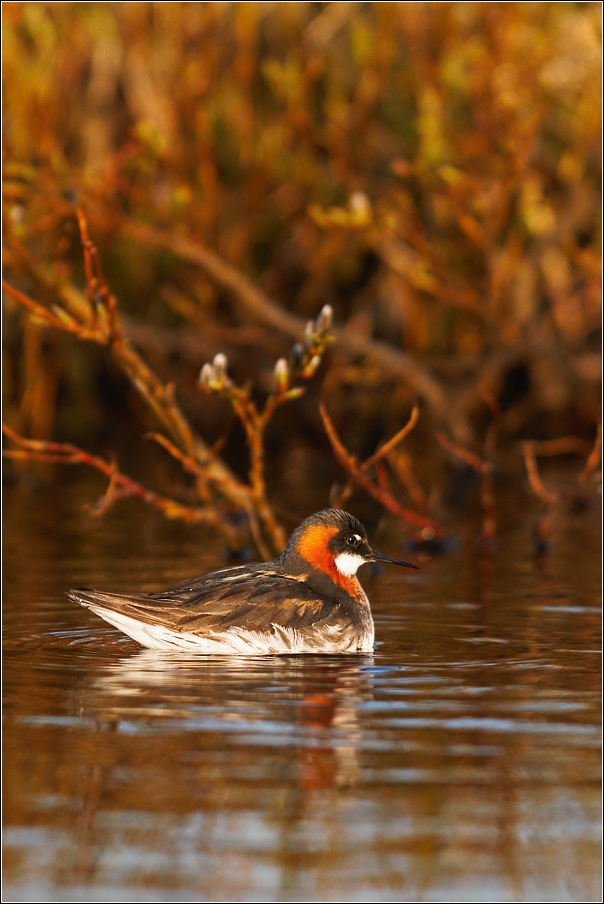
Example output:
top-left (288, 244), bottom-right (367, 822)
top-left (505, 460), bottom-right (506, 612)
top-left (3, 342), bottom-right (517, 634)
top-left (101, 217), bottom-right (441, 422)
top-left (3, 476), bottom-right (601, 902)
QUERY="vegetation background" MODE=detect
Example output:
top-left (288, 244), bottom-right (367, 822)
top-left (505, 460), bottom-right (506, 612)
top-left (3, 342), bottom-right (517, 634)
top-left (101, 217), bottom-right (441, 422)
top-left (3, 1), bottom-right (601, 553)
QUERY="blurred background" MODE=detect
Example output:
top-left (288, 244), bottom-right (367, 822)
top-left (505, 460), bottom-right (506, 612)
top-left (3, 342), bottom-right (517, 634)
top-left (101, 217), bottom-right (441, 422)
top-left (3, 1), bottom-right (601, 532)
top-left (4, 11), bottom-right (602, 901)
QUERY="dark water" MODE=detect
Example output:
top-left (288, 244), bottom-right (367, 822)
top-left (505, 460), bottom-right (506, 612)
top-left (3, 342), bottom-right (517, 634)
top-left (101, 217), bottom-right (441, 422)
top-left (3, 475), bottom-right (601, 903)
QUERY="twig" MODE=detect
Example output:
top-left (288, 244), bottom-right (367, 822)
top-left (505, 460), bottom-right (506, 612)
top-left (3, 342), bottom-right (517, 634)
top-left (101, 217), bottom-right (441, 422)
top-left (2, 425), bottom-right (236, 536)
top-left (145, 432), bottom-right (212, 502)
top-left (579, 424), bottom-right (602, 482)
top-left (528, 436), bottom-right (590, 457)
top-left (521, 441), bottom-right (559, 505)
top-left (75, 206), bottom-right (120, 339)
top-left (320, 403), bottom-right (444, 535)
top-left (521, 439), bottom-right (561, 557)
top-left (386, 450), bottom-right (428, 513)
top-left (2, 279), bottom-right (102, 343)
top-left (4, 209), bottom-right (298, 556)
top-left (3, 215), bottom-right (260, 520)
top-left (143, 435), bottom-right (273, 560)
top-left (225, 385), bottom-right (289, 554)
top-left (330, 405), bottom-right (425, 511)
top-left (435, 430), bottom-right (485, 474)
top-left (478, 385), bottom-right (500, 455)
top-left (121, 219), bottom-right (462, 437)
top-left (362, 404), bottom-right (420, 471)
top-left (436, 430), bottom-right (496, 546)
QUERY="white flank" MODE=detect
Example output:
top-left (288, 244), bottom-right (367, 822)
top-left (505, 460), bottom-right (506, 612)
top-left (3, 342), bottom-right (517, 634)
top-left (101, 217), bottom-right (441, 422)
top-left (86, 604), bottom-right (374, 654)
top-left (334, 552), bottom-right (365, 577)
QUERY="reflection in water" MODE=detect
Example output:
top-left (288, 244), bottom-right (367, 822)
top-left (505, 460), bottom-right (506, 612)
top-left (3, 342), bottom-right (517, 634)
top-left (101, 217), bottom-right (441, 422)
top-left (3, 478), bottom-right (602, 902)
top-left (62, 651), bottom-right (374, 894)
top-left (85, 649), bottom-right (371, 790)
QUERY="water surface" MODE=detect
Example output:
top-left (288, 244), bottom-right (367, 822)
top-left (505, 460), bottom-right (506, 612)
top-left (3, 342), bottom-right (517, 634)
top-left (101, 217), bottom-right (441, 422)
top-left (3, 477), bottom-right (601, 902)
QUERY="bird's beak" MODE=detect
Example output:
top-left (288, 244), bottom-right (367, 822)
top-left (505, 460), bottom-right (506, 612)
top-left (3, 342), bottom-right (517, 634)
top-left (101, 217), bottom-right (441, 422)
top-left (368, 549), bottom-right (419, 569)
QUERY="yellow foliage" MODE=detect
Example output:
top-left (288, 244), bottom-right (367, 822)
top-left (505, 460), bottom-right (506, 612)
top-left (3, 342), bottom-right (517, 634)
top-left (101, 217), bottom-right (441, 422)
top-left (2, 1), bottom-right (601, 454)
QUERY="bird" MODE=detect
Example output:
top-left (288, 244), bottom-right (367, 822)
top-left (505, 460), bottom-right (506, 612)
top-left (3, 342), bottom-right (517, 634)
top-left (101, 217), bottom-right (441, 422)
top-left (69, 509), bottom-right (418, 655)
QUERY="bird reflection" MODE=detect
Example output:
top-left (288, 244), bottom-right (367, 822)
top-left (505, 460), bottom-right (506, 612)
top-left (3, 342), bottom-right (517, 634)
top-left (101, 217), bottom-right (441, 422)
top-left (75, 648), bottom-right (375, 791)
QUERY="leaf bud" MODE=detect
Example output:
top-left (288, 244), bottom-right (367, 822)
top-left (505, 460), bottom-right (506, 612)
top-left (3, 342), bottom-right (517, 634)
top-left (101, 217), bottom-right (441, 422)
top-left (302, 354), bottom-right (322, 378)
top-left (274, 358), bottom-right (289, 391)
top-left (199, 363), bottom-right (214, 386)
top-left (212, 353), bottom-right (228, 379)
top-left (316, 304), bottom-right (333, 333)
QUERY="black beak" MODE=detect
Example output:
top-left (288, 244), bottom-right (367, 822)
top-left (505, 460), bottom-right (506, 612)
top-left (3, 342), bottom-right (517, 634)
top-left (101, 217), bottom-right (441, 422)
top-left (368, 548), bottom-right (419, 569)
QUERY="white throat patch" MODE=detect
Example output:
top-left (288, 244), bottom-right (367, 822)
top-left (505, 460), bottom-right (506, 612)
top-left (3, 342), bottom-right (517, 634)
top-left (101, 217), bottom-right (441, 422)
top-left (334, 552), bottom-right (365, 577)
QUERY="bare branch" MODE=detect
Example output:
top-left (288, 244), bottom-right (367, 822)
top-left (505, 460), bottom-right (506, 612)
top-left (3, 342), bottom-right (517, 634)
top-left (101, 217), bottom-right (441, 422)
top-left (320, 403), bottom-right (444, 535)
top-left (435, 430), bottom-right (486, 474)
top-left (121, 220), bottom-right (460, 436)
top-left (522, 441), bottom-right (559, 505)
top-left (362, 404), bottom-right (420, 471)
top-left (2, 425), bottom-right (236, 536)
top-left (579, 424), bottom-right (602, 483)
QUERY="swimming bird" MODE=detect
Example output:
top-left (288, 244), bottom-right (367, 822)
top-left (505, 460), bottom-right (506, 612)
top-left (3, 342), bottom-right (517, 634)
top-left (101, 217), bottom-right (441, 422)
top-left (69, 509), bottom-right (418, 654)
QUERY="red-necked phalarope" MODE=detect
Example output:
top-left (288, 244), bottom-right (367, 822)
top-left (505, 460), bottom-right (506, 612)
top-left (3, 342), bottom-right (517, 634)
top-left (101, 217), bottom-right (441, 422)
top-left (69, 509), bottom-right (418, 654)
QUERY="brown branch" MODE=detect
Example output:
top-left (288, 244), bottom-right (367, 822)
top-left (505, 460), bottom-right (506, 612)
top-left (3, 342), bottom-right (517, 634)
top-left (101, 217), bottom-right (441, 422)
top-left (2, 425), bottom-right (236, 536)
top-left (2, 279), bottom-right (103, 343)
top-left (478, 385), bottom-right (501, 419)
top-left (198, 323), bottom-right (330, 556)
top-left (121, 219), bottom-right (462, 437)
top-left (244, 413), bottom-right (288, 554)
top-left (146, 431), bottom-right (274, 559)
top-left (320, 403), bottom-right (444, 535)
top-left (522, 441), bottom-right (559, 505)
top-left (3, 249), bottom-right (258, 520)
top-left (330, 410), bottom-right (425, 511)
top-left (331, 405), bottom-right (425, 510)
top-left (211, 382), bottom-right (305, 555)
top-left (3, 276), bottom-right (202, 476)
top-left (145, 432), bottom-right (211, 502)
top-left (387, 450), bottom-right (428, 513)
top-left (5, 210), bottom-right (292, 556)
top-left (374, 234), bottom-right (485, 320)
top-left (579, 424), bottom-right (602, 482)
top-left (529, 436), bottom-right (590, 457)
top-left (112, 339), bottom-right (198, 456)
top-left (361, 404), bottom-right (420, 471)
top-left (330, 478), bottom-right (355, 510)
top-left (436, 430), bottom-right (496, 546)
top-left (75, 206), bottom-right (120, 339)
top-left (478, 385), bottom-right (500, 455)
top-left (435, 430), bottom-right (485, 474)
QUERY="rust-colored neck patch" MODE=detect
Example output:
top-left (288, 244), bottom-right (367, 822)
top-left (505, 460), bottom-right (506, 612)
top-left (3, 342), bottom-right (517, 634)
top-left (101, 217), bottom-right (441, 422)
top-left (297, 523), bottom-right (363, 598)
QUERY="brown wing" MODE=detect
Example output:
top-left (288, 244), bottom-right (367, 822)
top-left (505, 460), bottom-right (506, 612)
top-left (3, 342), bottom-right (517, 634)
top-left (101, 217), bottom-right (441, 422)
top-left (69, 566), bottom-right (345, 635)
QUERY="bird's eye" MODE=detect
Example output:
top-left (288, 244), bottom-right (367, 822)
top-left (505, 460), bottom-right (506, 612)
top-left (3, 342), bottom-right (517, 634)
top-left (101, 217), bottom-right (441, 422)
top-left (347, 533), bottom-right (361, 546)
